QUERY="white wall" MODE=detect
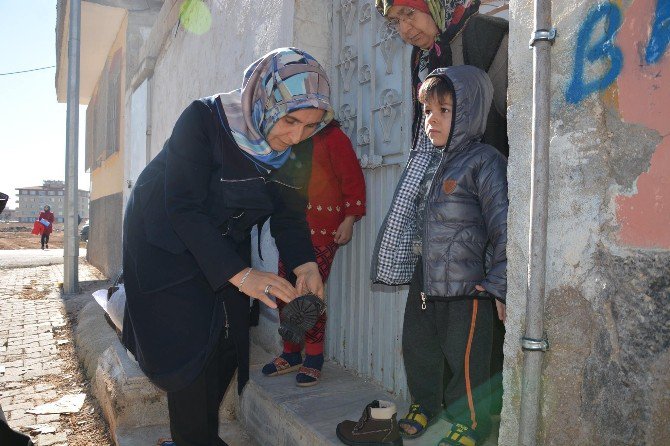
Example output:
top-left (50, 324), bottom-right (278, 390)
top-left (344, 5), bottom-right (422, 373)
top-left (124, 79), bottom-right (148, 206)
top-left (148, 0), bottom-right (297, 158)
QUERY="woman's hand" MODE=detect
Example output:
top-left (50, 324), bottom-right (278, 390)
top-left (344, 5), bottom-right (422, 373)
top-left (230, 268), bottom-right (299, 309)
top-left (334, 216), bottom-right (356, 245)
top-left (293, 262), bottom-right (324, 298)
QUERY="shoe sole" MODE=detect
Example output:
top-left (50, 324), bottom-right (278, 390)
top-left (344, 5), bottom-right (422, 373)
top-left (296, 378), bottom-right (319, 387)
top-left (264, 363), bottom-right (302, 377)
top-left (336, 427), bottom-right (403, 446)
top-left (281, 295), bottom-right (324, 332)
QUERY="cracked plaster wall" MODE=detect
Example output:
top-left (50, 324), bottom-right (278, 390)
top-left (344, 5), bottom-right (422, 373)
top-left (501, 0), bottom-right (669, 444)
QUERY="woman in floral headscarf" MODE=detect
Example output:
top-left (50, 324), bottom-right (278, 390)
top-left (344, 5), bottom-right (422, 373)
top-left (374, 0), bottom-right (508, 443)
top-left (376, 0), bottom-right (508, 157)
top-left (122, 48), bottom-right (333, 445)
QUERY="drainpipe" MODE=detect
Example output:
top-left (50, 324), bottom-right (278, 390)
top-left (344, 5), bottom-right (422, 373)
top-left (518, 0), bottom-right (556, 444)
top-left (64, 0), bottom-right (81, 294)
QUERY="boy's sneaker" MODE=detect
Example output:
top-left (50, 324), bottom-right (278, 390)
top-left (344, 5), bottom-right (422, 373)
top-left (336, 400), bottom-right (403, 446)
top-left (438, 423), bottom-right (478, 446)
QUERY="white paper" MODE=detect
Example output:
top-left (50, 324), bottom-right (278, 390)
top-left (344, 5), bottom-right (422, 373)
top-left (92, 289), bottom-right (108, 312)
top-left (27, 393), bottom-right (86, 415)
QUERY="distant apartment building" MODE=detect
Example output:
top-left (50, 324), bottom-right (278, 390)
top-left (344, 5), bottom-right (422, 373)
top-left (0, 208), bottom-right (15, 221)
top-left (14, 180), bottom-right (90, 223)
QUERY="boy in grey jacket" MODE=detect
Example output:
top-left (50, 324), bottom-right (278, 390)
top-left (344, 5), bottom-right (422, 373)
top-left (371, 65), bottom-right (507, 445)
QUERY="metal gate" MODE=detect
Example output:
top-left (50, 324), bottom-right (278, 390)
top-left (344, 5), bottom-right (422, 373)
top-left (325, 0), bottom-right (413, 397)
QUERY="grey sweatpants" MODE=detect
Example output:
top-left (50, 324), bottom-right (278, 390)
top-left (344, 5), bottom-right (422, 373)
top-left (402, 261), bottom-right (493, 440)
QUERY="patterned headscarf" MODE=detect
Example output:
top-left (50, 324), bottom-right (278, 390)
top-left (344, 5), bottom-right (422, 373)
top-left (218, 48), bottom-right (333, 169)
top-left (376, 0), bottom-right (480, 35)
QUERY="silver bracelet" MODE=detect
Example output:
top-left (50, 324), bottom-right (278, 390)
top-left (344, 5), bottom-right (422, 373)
top-left (238, 267), bottom-right (253, 291)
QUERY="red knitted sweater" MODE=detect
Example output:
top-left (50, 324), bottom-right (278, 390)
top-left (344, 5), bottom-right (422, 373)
top-left (306, 125), bottom-right (366, 245)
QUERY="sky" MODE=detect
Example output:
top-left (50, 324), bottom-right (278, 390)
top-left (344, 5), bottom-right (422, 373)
top-left (0, 0), bottom-right (89, 210)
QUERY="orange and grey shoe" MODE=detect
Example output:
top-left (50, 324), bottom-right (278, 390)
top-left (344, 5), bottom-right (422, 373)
top-left (261, 353), bottom-right (302, 377)
top-left (296, 353), bottom-right (323, 387)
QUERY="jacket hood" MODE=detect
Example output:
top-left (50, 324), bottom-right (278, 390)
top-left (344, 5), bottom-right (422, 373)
top-left (425, 65), bottom-right (493, 152)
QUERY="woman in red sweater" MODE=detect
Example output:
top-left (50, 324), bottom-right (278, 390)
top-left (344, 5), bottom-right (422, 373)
top-left (37, 205), bottom-right (55, 250)
top-left (263, 121), bottom-right (366, 386)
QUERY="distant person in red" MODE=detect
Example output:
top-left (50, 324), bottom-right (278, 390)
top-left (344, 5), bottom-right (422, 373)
top-left (37, 205), bottom-right (55, 250)
top-left (262, 121), bottom-right (366, 386)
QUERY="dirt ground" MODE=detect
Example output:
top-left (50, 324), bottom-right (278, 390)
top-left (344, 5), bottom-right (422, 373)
top-left (31, 313), bottom-right (115, 446)
top-left (0, 222), bottom-right (81, 250)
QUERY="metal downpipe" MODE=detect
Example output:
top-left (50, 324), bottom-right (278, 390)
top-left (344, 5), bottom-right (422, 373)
top-left (64, 0), bottom-right (81, 294)
top-left (519, 0), bottom-right (555, 444)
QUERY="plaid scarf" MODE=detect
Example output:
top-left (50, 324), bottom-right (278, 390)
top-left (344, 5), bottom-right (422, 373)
top-left (372, 128), bottom-right (440, 285)
top-left (218, 48), bottom-right (334, 169)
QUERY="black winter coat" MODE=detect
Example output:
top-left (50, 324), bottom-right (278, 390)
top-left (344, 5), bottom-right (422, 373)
top-left (122, 96), bottom-right (315, 392)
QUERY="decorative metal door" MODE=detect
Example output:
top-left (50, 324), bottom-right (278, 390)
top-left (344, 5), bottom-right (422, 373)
top-left (325, 0), bottom-right (413, 397)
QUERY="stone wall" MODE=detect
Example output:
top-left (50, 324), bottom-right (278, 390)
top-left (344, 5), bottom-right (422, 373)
top-left (501, 0), bottom-right (669, 444)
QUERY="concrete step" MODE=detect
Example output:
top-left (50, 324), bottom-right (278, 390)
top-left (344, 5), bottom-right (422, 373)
top-left (239, 343), bottom-right (499, 446)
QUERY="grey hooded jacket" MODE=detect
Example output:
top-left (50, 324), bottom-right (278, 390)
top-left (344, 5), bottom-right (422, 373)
top-left (371, 65), bottom-right (508, 302)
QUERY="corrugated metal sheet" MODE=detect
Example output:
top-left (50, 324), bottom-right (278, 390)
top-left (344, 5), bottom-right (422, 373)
top-left (325, 0), bottom-right (413, 397)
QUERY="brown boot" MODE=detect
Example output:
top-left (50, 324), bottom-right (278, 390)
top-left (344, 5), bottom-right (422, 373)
top-left (336, 400), bottom-right (402, 446)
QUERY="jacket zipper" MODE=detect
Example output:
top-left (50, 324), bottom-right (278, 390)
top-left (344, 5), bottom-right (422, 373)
top-left (421, 149), bottom-right (449, 300)
top-left (222, 299), bottom-right (229, 339)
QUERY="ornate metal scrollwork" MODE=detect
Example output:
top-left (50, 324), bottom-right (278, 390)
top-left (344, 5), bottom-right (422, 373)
top-left (338, 104), bottom-right (357, 140)
top-left (377, 22), bottom-right (398, 75)
top-left (338, 46), bottom-right (358, 93)
top-left (360, 153), bottom-right (384, 169)
top-left (359, 2), bottom-right (371, 23)
top-left (357, 126), bottom-right (370, 147)
top-left (376, 89), bottom-right (401, 143)
top-left (341, 0), bottom-right (358, 35)
top-left (358, 64), bottom-right (371, 84)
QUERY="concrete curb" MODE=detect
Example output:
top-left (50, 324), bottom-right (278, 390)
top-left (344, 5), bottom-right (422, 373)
top-left (71, 292), bottom-right (253, 445)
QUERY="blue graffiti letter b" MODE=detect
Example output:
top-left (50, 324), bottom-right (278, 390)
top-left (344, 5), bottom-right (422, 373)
top-left (645, 0), bottom-right (670, 64)
top-left (566, 2), bottom-right (624, 104)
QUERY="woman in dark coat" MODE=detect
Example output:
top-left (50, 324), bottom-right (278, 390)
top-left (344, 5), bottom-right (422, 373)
top-left (37, 205), bottom-right (55, 249)
top-left (122, 48), bottom-right (334, 446)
